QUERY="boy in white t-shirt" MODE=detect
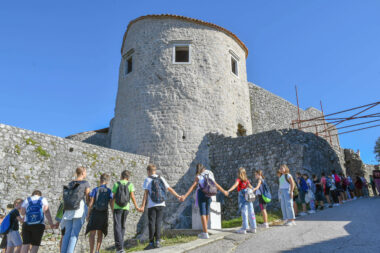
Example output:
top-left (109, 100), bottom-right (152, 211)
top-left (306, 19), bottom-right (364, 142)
top-left (20, 190), bottom-right (56, 253)
top-left (139, 164), bottom-right (181, 250)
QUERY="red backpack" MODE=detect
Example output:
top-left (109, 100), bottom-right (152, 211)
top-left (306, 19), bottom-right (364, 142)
top-left (334, 174), bottom-right (341, 183)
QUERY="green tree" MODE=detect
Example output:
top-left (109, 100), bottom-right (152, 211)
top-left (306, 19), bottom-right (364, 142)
top-left (375, 137), bottom-right (380, 162)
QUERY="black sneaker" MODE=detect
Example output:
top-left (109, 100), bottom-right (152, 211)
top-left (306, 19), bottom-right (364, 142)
top-left (320, 206), bottom-right (324, 210)
top-left (329, 205), bottom-right (333, 208)
top-left (144, 242), bottom-right (155, 250)
top-left (155, 240), bottom-right (161, 248)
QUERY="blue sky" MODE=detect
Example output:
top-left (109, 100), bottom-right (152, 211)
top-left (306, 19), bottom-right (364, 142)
top-left (0, 0), bottom-right (379, 164)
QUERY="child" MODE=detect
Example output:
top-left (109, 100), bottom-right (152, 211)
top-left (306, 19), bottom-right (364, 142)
top-left (252, 170), bottom-right (269, 228)
top-left (227, 168), bottom-right (257, 234)
top-left (6, 199), bottom-right (24, 253)
top-left (86, 173), bottom-right (113, 253)
top-left (181, 164), bottom-right (228, 239)
top-left (278, 165), bottom-right (296, 226)
top-left (329, 175), bottom-right (340, 206)
top-left (60, 167), bottom-right (90, 253)
top-left (139, 164), bottom-right (181, 250)
top-left (0, 213), bottom-right (7, 253)
top-left (312, 175), bottom-right (324, 210)
top-left (304, 174), bottom-right (316, 214)
top-left (111, 170), bottom-right (140, 253)
top-left (20, 190), bottom-right (55, 253)
top-left (321, 172), bottom-right (332, 208)
top-left (296, 172), bottom-right (308, 216)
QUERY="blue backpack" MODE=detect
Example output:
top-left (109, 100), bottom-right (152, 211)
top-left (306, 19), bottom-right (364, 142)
top-left (150, 176), bottom-right (167, 203)
top-left (326, 178), bottom-right (332, 189)
top-left (261, 180), bottom-right (272, 203)
top-left (25, 197), bottom-right (44, 225)
top-left (0, 212), bottom-right (11, 235)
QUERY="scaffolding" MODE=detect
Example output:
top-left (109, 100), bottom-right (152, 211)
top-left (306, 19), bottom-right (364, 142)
top-left (291, 86), bottom-right (380, 146)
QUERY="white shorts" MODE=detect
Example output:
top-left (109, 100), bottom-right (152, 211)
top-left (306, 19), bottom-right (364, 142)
top-left (7, 230), bottom-right (22, 247)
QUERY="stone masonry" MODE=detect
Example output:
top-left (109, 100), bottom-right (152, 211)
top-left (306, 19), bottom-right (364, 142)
top-left (0, 123), bottom-right (149, 252)
top-left (109, 15), bottom-right (253, 227)
top-left (207, 129), bottom-right (344, 220)
top-left (249, 83), bottom-right (340, 147)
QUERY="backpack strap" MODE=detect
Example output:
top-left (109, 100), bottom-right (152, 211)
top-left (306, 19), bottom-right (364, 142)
top-left (27, 197), bottom-right (32, 204)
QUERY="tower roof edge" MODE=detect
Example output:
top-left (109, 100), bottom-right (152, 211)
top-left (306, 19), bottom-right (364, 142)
top-left (120, 14), bottom-right (249, 58)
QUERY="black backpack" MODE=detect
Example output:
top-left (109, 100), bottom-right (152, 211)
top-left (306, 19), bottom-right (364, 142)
top-left (115, 182), bottom-right (130, 207)
top-left (63, 182), bottom-right (83, 211)
top-left (149, 176), bottom-right (167, 203)
top-left (94, 187), bottom-right (110, 211)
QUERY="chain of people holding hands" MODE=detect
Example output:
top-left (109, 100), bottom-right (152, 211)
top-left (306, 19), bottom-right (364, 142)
top-left (0, 163), bottom-right (375, 253)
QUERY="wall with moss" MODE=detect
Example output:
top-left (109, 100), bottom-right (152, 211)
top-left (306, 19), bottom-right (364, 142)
top-left (0, 123), bottom-right (149, 252)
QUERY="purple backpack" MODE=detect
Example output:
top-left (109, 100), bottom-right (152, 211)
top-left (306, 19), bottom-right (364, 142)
top-left (200, 173), bottom-right (217, 197)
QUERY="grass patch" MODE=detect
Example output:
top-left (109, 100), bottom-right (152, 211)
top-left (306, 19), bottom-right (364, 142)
top-left (100, 235), bottom-right (197, 253)
top-left (34, 146), bottom-right (50, 159)
top-left (222, 210), bottom-right (282, 228)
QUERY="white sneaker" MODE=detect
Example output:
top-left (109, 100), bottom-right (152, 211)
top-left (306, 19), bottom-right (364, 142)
top-left (333, 203), bottom-right (340, 207)
top-left (263, 223), bottom-right (269, 228)
top-left (247, 228), bottom-right (257, 233)
top-left (353, 197), bottom-right (357, 200)
top-left (299, 212), bottom-right (307, 216)
top-left (284, 221), bottom-right (294, 226)
top-left (236, 228), bottom-right (247, 234)
top-left (291, 221), bottom-right (297, 226)
top-left (198, 232), bottom-right (209, 239)
top-left (308, 210), bottom-right (316, 214)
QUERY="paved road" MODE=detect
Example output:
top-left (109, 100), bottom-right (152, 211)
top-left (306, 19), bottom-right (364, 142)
top-left (188, 197), bottom-right (380, 253)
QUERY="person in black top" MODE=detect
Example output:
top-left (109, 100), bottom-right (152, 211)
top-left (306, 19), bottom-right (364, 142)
top-left (0, 213), bottom-right (7, 252)
top-left (312, 175), bottom-right (324, 210)
top-left (6, 199), bottom-right (24, 253)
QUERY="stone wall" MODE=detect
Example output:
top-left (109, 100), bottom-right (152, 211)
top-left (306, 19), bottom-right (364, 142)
top-left (0, 123), bottom-right (149, 252)
top-left (66, 128), bottom-right (110, 148)
top-left (249, 83), bottom-right (340, 147)
top-left (207, 129), bottom-right (344, 220)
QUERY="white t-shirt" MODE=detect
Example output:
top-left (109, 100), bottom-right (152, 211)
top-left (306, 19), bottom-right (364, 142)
top-left (279, 174), bottom-right (292, 189)
top-left (197, 170), bottom-right (215, 190)
top-left (22, 195), bottom-right (49, 221)
top-left (143, 174), bottom-right (170, 209)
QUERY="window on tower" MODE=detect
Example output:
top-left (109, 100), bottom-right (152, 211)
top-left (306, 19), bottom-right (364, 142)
top-left (123, 49), bottom-right (134, 76)
top-left (231, 56), bottom-right (238, 76)
top-left (173, 44), bottom-right (190, 63)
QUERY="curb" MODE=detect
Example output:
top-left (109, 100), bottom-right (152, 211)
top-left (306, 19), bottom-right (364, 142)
top-left (133, 219), bottom-right (284, 253)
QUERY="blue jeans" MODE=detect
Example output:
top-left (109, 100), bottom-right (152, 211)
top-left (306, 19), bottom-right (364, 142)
top-left (239, 191), bottom-right (257, 230)
top-left (61, 208), bottom-right (87, 253)
top-left (279, 189), bottom-right (295, 220)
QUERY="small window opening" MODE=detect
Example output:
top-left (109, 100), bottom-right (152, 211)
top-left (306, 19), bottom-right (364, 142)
top-left (182, 135), bottom-right (186, 140)
top-left (69, 147), bottom-right (74, 152)
top-left (231, 57), bottom-right (238, 76)
top-left (237, 124), bottom-right (247, 136)
top-left (125, 56), bottom-right (132, 75)
top-left (174, 45), bottom-right (190, 63)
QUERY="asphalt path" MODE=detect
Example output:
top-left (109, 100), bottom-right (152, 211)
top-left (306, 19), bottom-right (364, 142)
top-left (188, 197), bottom-right (380, 253)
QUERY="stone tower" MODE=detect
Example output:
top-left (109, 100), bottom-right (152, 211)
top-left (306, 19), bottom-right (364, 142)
top-left (110, 14), bottom-right (252, 225)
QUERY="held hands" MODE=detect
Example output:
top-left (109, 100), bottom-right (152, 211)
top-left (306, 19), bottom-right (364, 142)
top-left (137, 207), bottom-right (144, 213)
top-left (224, 190), bottom-right (229, 197)
top-left (179, 195), bottom-right (186, 202)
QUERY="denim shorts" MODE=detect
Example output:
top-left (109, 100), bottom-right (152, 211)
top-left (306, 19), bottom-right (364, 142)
top-left (197, 190), bottom-right (211, 216)
top-left (7, 230), bottom-right (22, 247)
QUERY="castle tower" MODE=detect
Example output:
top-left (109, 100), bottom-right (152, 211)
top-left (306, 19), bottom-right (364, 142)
top-left (110, 15), bottom-right (252, 224)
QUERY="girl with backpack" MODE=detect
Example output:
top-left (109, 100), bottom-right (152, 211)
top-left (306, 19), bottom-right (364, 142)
top-left (278, 165), bottom-right (296, 226)
top-left (60, 167), bottom-right (90, 253)
top-left (252, 170), bottom-right (269, 228)
top-left (227, 168), bottom-right (257, 234)
top-left (181, 164), bottom-right (228, 239)
top-left (321, 172), bottom-right (332, 208)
